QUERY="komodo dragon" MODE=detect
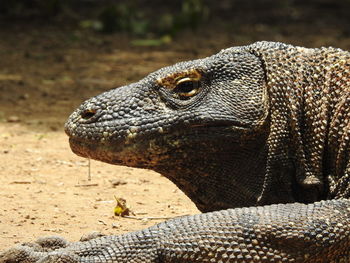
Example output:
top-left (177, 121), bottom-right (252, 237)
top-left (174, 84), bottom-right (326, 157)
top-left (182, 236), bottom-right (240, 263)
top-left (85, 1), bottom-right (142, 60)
top-left (1, 41), bottom-right (350, 262)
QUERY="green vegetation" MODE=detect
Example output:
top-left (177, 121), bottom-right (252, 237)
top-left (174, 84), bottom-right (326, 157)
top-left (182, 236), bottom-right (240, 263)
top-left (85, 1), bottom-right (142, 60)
top-left (1, 0), bottom-right (209, 44)
top-left (2, 0), bottom-right (349, 46)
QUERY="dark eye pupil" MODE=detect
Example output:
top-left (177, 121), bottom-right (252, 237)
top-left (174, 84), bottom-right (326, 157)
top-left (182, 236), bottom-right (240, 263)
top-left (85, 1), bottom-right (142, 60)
top-left (174, 81), bottom-right (196, 93)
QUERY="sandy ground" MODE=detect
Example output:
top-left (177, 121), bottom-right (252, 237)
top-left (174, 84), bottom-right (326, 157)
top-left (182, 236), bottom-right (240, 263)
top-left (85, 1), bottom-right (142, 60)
top-left (0, 123), bottom-right (197, 249)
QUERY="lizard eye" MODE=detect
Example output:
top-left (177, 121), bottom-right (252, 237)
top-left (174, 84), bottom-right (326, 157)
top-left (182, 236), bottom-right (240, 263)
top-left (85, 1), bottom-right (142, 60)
top-left (173, 78), bottom-right (200, 99)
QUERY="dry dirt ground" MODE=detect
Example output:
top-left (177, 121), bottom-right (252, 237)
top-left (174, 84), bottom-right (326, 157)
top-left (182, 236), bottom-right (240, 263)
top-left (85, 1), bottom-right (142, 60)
top-left (0, 123), bottom-right (198, 249)
top-left (1, 19), bottom-right (350, 250)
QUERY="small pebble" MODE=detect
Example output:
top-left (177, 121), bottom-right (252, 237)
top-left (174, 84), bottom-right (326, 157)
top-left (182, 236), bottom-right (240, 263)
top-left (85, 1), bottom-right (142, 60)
top-left (7, 116), bottom-right (20, 123)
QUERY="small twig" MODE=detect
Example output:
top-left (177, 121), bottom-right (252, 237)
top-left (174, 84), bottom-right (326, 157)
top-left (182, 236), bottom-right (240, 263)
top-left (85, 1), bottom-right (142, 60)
top-left (11, 181), bottom-right (32, 184)
top-left (75, 183), bottom-right (98, 187)
top-left (88, 158), bottom-right (91, 181)
top-left (123, 215), bottom-right (189, 220)
top-left (98, 220), bottom-right (107, 226)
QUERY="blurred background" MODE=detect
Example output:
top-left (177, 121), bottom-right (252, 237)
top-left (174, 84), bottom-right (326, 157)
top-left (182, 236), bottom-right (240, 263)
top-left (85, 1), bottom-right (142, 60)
top-left (1, 0), bottom-right (350, 128)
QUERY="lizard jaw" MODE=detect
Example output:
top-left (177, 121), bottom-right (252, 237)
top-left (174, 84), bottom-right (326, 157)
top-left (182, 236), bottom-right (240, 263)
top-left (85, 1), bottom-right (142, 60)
top-left (68, 137), bottom-right (158, 168)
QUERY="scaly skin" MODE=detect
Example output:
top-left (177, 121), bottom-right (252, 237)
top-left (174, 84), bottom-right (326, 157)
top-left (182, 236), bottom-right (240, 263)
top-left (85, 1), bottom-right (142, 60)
top-left (2, 41), bottom-right (350, 262)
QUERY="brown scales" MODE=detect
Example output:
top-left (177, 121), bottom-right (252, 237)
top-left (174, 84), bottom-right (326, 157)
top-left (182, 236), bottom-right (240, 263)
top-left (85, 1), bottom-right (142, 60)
top-left (247, 44), bottom-right (350, 203)
top-left (156, 68), bottom-right (202, 89)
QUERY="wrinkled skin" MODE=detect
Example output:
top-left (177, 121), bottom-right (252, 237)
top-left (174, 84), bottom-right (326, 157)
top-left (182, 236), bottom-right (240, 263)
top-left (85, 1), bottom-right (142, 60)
top-left (2, 41), bottom-right (350, 262)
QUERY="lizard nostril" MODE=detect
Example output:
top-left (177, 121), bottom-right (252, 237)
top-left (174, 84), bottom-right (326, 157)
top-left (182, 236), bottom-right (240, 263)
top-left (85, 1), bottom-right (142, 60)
top-left (81, 109), bottom-right (97, 120)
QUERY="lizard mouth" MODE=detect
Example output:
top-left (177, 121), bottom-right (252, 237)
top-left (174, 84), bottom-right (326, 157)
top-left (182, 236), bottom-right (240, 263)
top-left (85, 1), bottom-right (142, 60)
top-left (67, 120), bottom-right (250, 169)
top-left (69, 138), bottom-right (96, 159)
top-left (69, 137), bottom-right (154, 168)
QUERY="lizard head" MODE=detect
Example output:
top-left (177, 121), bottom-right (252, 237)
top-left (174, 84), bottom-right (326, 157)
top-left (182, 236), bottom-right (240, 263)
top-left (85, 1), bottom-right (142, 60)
top-left (65, 47), bottom-right (269, 212)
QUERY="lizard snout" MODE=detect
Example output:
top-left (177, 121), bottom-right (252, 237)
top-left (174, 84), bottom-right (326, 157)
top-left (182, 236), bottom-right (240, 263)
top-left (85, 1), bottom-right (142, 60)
top-left (64, 103), bottom-right (102, 139)
top-left (76, 103), bottom-right (102, 124)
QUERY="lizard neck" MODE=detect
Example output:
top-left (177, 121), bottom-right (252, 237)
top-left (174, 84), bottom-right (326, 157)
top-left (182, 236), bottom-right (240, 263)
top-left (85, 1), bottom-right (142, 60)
top-left (153, 128), bottom-right (270, 212)
top-left (258, 45), bottom-right (350, 204)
